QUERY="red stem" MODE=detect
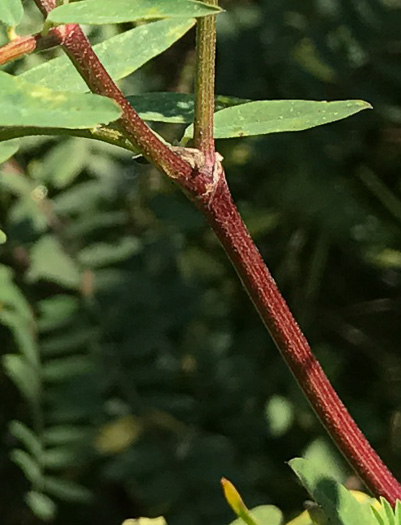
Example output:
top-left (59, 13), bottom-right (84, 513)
top-left (31, 0), bottom-right (401, 503)
top-left (193, 171), bottom-right (401, 505)
top-left (0, 30), bottom-right (60, 66)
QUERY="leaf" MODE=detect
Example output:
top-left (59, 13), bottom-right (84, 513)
top-left (289, 458), bottom-right (377, 525)
top-left (48, 0), bottom-right (221, 24)
top-left (126, 92), bottom-right (248, 124)
top-left (43, 356), bottom-right (93, 381)
top-left (41, 327), bottom-right (99, 357)
top-left (43, 447), bottom-right (84, 469)
top-left (184, 100), bottom-right (372, 139)
top-left (0, 229), bottom-right (6, 244)
top-left (228, 506), bottom-right (283, 525)
top-left (25, 491), bottom-right (57, 522)
top-left (264, 395), bottom-right (294, 437)
top-left (21, 19), bottom-right (195, 92)
top-left (0, 72), bottom-right (120, 128)
top-left (9, 421), bottom-right (42, 458)
top-left (78, 237), bottom-right (141, 268)
top-left (44, 476), bottom-right (92, 502)
top-left (43, 425), bottom-right (92, 446)
top-left (11, 449), bottom-right (42, 484)
top-left (0, 0), bottom-right (23, 26)
top-left (3, 354), bottom-right (40, 402)
top-left (28, 235), bottom-right (81, 289)
top-left (221, 478), bottom-right (259, 525)
top-left (38, 295), bottom-right (80, 332)
top-left (0, 140), bottom-right (20, 164)
top-left (32, 139), bottom-right (87, 189)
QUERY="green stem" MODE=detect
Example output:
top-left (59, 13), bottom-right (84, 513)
top-left (0, 125), bottom-right (140, 154)
top-left (193, 0), bottom-right (218, 157)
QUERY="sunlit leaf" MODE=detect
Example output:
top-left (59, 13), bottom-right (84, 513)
top-left (126, 92), bottom-right (248, 124)
top-left (48, 0), bottom-right (221, 24)
top-left (21, 19), bottom-right (195, 92)
top-left (184, 99), bottom-right (372, 139)
top-left (0, 0), bottom-right (23, 26)
top-left (0, 72), bottom-right (120, 128)
top-left (289, 458), bottom-right (377, 525)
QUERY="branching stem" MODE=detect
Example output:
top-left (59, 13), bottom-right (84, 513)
top-left (193, 0), bottom-right (218, 158)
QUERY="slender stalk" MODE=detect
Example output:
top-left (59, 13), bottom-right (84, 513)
top-left (0, 125), bottom-right (140, 154)
top-left (193, 0), bottom-right (218, 157)
top-left (192, 169), bottom-right (401, 505)
top-left (0, 30), bottom-right (60, 66)
top-left (31, 0), bottom-right (401, 504)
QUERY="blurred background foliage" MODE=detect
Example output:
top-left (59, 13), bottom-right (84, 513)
top-left (1, 0), bottom-right (401, 524)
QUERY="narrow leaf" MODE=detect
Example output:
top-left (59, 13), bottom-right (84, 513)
top-left (28, 235), bottom-right (81, 289)
top-left (0, 72), bottom-right (120, 128)
top-left (25, 491), bottom-right (57, 522)
top-left (289, 458), bottom-right (377, 525)
top-left (11, 449), bottom-right (42, 484)
top-left (48, 0), bottom-right (221, 24)
top-left (126, 92), bottom-right (248, 124)
top-left (21, 19), bottom-right (195, 92)
top-left (9, 421), bottom-right (42, 458)
top-left (3, 354), bottom-right (40, 402)
top-left (0, 0), bottom-right (23, 27)
top-left (44, 476), bottom-right (92, 502)
top-left (184, 99), bottom-right (372, 139)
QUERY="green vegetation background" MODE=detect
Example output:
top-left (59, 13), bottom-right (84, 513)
top-left (1, 0), bottom-right (401, 524)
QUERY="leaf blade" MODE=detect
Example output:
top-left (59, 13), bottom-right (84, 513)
top-left (0, 72), bottom-right (120, 128)
top-left (0, 0), bottom-right (23, 27)
top-left (184, 99), bottom-right (372, 139)
top-left (21, 19), bottom-right (195, 92)
top-left (48, 0), bottom-right (221, 24)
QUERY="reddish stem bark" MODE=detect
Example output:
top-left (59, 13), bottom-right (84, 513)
top-left (31, 0), bottom-right (401, 504)
top-left (192, 168), bottom-right (401, 505)
top-left (0, 30), bottom-right (60, 66)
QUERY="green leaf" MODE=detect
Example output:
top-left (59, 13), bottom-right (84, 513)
top-left (303, 437), bottom-right (347, 483)
top-left (48, 0), bottom-right (221, 24)
top-left (184, 100), bottom-right (372, 139)
top-left (3, 354), bottom-right (40, 402)
top-left (0, 0), bottom-right (23, 27)
top-left (43, 425), bottom-right (92, 446)
top-left (78, 237), bottom-right (141, 268)
top-left (25, 491), bottom-right (57, 522)
top-left (229, 505), bottom-right (283, 525)
top-left (21, 19), bottom-right (195, 92)
top-left (0, 229), bottom-right (6, 244)
top-left (0, 72), bottom-right (120, 128)
top-left (126, 92), bottom-right (248, 124)
top-left (9, 421), bottom-right (42, 458)
top-left (28, 235), bottom-right (81, 289)
top-left (9, 421), bottom-right (42, 460)
top-left (44, 476), bottom-right (92, 502)
top-left (0, 140), bottom-right (19, 164)
top-left (38, 295), bottom-right (79, 332)
top-left (289, 458), bottom-right (377, 525)
top-left (43, 447), bottom-right (83, 469)
top-left (264, 395), bottom-right (294, 437)
top-left (32, 139), bottom-right (87, 189)
top-left (11, 449), bottom-right (42, 484)
top-left (43, 356), bottom-right (93, 382)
